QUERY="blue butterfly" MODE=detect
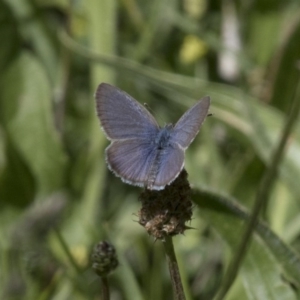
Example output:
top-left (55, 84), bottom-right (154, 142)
top-left (95, 83), bottom-right (210, 190)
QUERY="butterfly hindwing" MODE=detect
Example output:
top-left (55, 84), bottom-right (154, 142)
top-left (106, 139), bottom-right (158, 186)
top-left (149, 143), bottom-right (185, 189)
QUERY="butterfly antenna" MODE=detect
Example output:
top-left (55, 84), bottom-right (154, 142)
top-left (144, 103), bottom-right (165, 125)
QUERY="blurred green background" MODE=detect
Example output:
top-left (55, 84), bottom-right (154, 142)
top-left (1, 0), bottom-right (300, 299)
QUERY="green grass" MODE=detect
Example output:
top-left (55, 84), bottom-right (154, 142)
top-left (1, 0), bottom-right (300, 299)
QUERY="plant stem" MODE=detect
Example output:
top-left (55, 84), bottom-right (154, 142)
top-left (53, 228), bottom-right (82, 275)
top-left (101, 277), bottom-right (110, 300)
top-left (163, 236), bottom-right (186, 300)
top-left (215, 76), bottom-right (300, 300)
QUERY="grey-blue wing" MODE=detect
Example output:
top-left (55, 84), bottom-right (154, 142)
top-left (148, 143), bottom-right (185, 190)
top-left (95, 83), bottom-right (159, 140)
top-left (106, 139), bottom-right (158, 187)
top-left (171, 96), bottom-right (210, 149)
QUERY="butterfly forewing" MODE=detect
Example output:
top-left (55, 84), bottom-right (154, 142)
top-left (96, 83), bottom-right (159, 140)
top-left (171, 96), bottom-right (210, 149)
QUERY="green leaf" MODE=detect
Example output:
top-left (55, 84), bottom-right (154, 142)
top-left (247, 12), bottom-right (282, 66)
top-left (116, 253), bottom-right (145, 300)
top-left (5, 0), bottom-right (59, 84)
top-left (0, 128), bottom-right (35, 207)
top-left (210, 93), bottom-right (300, 199)
top-left (0, 52), bottom-right (67, 197)
top-left (268, 16), bottom-right (300, 112)
top-left (0, 1), bottom-right (21, 73)
top-left (193, 188), bottom-right (300, 296)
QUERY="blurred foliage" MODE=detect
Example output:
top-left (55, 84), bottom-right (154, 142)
top-left (1, 0), bottom-right (300, 299)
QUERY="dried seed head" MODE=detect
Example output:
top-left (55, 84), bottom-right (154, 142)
top-left (91, 241), bottom-right (119, 277)
top-left (138, 169), bottom-right (193, 239)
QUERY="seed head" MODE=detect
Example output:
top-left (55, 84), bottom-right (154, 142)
top-left (138, 169), bottom-right (193, 239)
top-left (91, 241), bottom-right (119, 277)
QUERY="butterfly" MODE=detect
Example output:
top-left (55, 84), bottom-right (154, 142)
top-left (95, 83), bottom-right (210, 190)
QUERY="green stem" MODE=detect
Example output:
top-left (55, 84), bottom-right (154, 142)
top-left (215, 76), bottom-right (300, 300)
top-left (53, 228), bottom-right (81, 274)
top-left (163, 236), bottom-right (186, 300)
top-left (101, 277), bottom-right (110, 300)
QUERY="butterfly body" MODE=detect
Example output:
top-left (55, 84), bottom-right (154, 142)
top-left (95, 83), bottom-right (210, 190)
top-left (154, 125), bottom-right (173, 149)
